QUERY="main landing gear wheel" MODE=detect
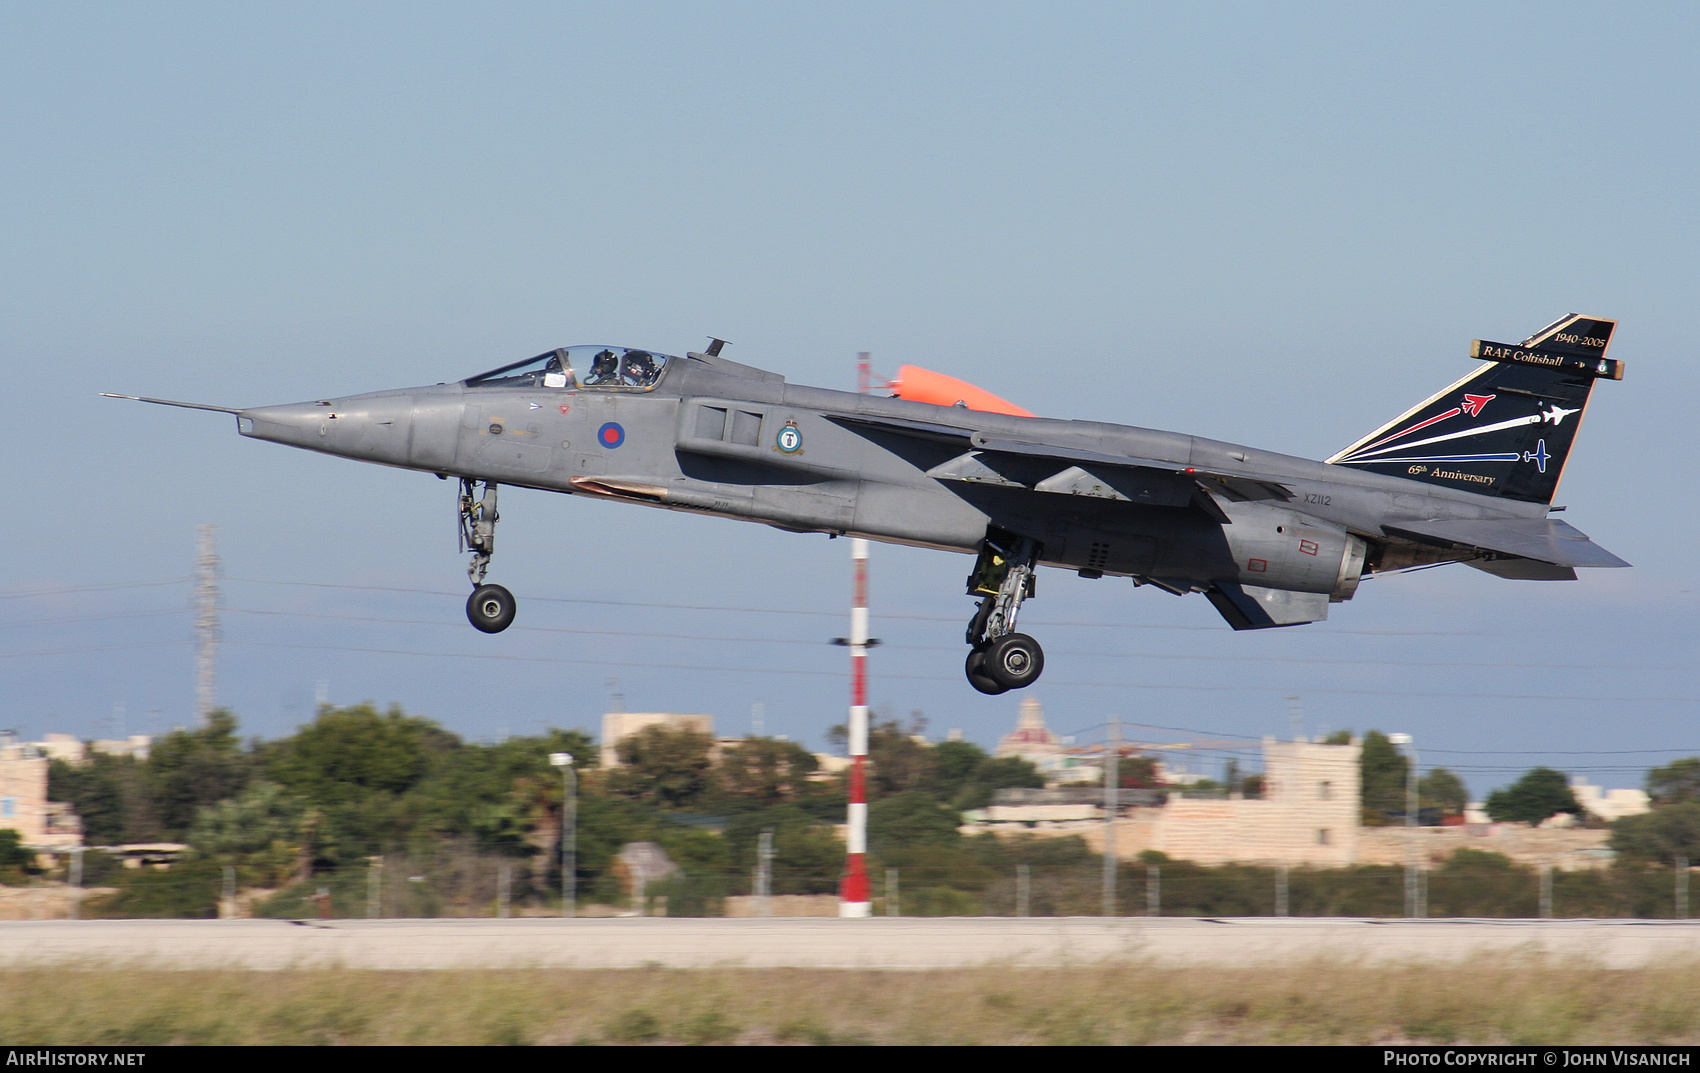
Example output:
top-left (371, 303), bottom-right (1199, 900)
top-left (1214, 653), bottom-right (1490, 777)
top-left (467, 583), bottom-right (516, 633)
top-left (965, 648), bottom-right (1009, 695)
top-left (963, 527), bottom-right (1045, 693)
top-left (984, 632), bottom-right (1044, 690)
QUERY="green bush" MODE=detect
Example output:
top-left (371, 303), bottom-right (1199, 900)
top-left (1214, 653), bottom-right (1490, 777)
top-left (84, 857), bottom-right (222, 919)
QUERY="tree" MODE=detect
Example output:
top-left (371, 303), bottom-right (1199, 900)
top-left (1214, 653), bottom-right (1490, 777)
top-left (713, 737), bottom-right (820, 810)
top-left (411, 727), bottom-right (595, 854)
top-left (928, 740), bottom-right (989, 804)
top-left (266, 704), bottom-right (456, 809)
top-left (1648, 758), bottom-right (1700, 807)
top-left (1420, 768), bottom-right (1469, 818)
top-left (261, 703), bottom-right (463, 862)
top-left (1483, 767), bottom-right (1582, 826)
top-left (605, 725), bottom-right (715, 811)
top-left (0, 828), bottom-right (39, 884)
top-left (722, 805), bottom-right (844, 895)
top-left (1611, 802), bottom-right (1700, 866)
top-left (147, 710), bottom-right (253, 837)
top-left (869, 791), bottom-right (962, 853)
top-left (867, 720), bottom-right (933, 797)
top-left (188, 781), bottom-right (308, 889)
top-left (48, 752), bottom-right (156, 844)
top-left (952, 755), bottom-right (1044, 810)
top-left (1359, 731), bottom-right (1409, 825)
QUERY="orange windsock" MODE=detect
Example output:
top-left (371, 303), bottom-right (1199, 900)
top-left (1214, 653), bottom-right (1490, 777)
top-left (888, 365), bottom-right (1033, 417)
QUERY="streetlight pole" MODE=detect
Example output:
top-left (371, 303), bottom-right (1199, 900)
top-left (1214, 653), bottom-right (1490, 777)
top-left (1103, 716), bottom-right (1120, 917)
top-left (550, 752), bottom-right (577, 918)
top-left (1389, 733), bottom-right (1418, 917)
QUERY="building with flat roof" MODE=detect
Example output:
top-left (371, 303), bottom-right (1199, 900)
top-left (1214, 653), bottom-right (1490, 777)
top-left (0, 736), bottom-right (82, 849)
top-left (32, 733), bottom-right (152, 766)
top-left (1154, 738), bottom-right (1363, 865)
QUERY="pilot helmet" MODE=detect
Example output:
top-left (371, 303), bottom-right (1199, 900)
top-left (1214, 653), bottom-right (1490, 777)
top-left (588, 350), bottom-right (619, 379)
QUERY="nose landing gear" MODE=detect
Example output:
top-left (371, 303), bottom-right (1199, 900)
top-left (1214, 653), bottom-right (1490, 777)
top-left (964, 528), bottom-right (1045, 694)
top-left (467, 583), bottom-right (516, 633)
top-left (459, 478), bottom-right (515, 633)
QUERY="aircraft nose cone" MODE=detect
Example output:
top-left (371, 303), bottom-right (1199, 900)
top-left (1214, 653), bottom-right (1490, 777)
top-left (240, 394), bottom-right (416, 466)
top-left (239, 402), bottom-right (327, 448)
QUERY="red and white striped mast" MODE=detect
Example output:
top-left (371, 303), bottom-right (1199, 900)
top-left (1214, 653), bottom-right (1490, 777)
top-left (841, 351), bottom-right (873, 917)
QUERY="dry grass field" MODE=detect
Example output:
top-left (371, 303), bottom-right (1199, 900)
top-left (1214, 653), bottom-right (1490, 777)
top-left (4, 955), bottom-right (1699, 1045)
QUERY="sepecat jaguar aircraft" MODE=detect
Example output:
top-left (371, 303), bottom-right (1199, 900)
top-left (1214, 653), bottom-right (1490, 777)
top-left (105, 313), bottom-right (1629, 695)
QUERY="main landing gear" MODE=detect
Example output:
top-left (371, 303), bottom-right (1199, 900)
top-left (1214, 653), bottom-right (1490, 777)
top-left (963, 529), bottom-right (1045, 695)
top-left (459, 478), bottom-right (515, 633)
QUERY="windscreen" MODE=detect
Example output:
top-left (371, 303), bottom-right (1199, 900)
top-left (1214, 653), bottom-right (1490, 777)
top-left (465, 346), bottom-right (674, 390)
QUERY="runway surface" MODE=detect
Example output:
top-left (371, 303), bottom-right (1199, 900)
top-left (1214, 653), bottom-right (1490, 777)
top-left (4, 917), bottom-right (1700, 970)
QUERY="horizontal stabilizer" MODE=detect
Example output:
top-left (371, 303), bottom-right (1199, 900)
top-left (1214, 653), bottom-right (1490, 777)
top-left (1463, 557), bottom-right (1578, 581)
top-left (1206, 581), bottom-right (1330, 630)
top-left (1383, 517), bottom-right (1629, 568)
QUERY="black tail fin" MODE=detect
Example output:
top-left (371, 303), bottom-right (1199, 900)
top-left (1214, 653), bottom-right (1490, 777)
top-left (1327, 314), bottom-right (1622, 505)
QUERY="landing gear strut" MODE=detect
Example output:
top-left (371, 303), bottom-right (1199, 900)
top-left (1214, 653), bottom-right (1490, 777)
top-left (459, 478), bottom-right (515, 633)
top-left (963, 528), bottom-right (1045, 694)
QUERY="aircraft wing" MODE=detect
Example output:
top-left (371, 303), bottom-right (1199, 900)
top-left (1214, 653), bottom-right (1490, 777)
top-left (1382, 517), bottom-right (1630, 568)
top-left (825, 412), bottom-right (1293, 510)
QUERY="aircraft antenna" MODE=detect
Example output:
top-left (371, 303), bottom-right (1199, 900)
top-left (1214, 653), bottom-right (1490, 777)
top-left (841, 352), bottom-right (874, 919)
top-left (193, 523), bottom-right (221, 726)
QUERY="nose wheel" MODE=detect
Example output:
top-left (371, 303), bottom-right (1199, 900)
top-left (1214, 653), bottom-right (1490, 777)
top-left (459, 478), bottom-right (516, 633)
top-left (467, 583), bottom-right (516, 633)
top-left (963, 528), bottom-right (1045, 693)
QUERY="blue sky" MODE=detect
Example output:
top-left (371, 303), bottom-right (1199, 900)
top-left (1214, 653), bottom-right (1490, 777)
top-left (2, 3), bottom-right (1695, 795)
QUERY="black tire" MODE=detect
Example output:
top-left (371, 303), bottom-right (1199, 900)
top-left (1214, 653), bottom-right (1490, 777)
top-left (965, 648), bottom-right (1009, 695)
top-left (984, 632), bottom-right (1044, 689)
top-left (467, 583), bottom-right (516, 634)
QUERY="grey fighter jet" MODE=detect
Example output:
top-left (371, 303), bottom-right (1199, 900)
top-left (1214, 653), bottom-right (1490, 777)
top-left (105, 313), bottom-right (1628, 695)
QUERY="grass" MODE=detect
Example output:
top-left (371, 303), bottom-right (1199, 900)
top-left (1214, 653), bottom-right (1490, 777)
top-left (3, 956), bottom-right (1699, 1045)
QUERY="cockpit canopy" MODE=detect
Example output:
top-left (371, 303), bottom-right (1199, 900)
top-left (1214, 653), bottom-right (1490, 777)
top-left (465, 346), bottom-right (675, 391)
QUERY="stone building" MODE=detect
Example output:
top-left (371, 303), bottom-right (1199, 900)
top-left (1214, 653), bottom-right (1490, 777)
top-left (971, 736), bottom-right (1365, 867)
top-left (1154, 738), bottom-right (1363, 865)
top-left (1566, 778), bottom-right (1650, 822)
top-left (0, 735), bottom-right (83, 849)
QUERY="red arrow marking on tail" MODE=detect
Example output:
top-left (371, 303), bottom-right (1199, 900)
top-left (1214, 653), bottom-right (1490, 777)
top-left (1461, 393), bottom-right (1496, 417)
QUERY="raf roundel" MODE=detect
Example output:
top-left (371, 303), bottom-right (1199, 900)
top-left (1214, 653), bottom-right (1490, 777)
top-left (597, 422), bottom-right (625, 449)
top-left (776, 422), bottom-right (803, 453)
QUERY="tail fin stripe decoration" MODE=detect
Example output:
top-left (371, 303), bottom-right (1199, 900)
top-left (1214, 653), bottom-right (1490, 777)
top-left (1338, 407), bottom-right (1575, 463)
top-left (1365, 453), bottom-right (1521, 464)
top-left (1355, 406), bottom-right (1463, 454)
